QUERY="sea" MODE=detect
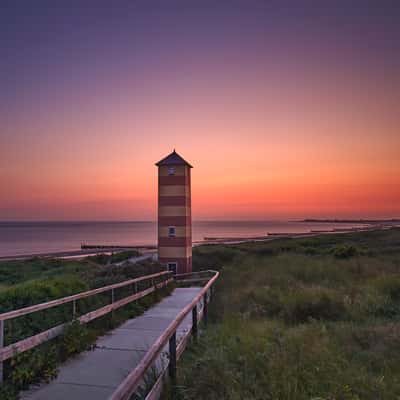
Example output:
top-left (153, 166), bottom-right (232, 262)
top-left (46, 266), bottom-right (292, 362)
top-left (0, 221), bottom-right (368, 257)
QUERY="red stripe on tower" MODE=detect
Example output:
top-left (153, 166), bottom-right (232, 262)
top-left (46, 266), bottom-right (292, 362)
top-left (156, 150), bottom-right (193, 274)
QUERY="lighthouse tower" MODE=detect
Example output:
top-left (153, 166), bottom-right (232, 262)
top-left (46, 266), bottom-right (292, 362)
top-left (156, 150), bottom-right (193, 274)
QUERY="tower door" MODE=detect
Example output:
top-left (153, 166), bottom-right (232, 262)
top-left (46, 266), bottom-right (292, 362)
top-left (167, 262), bottom-right (178, 275)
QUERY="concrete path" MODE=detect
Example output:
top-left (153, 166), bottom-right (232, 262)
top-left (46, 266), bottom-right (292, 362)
top-left (22, 287), bottom-right (202, 400)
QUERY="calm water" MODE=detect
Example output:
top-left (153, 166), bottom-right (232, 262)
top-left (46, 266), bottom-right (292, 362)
top-left (0, 221), bottom-right (368, 257)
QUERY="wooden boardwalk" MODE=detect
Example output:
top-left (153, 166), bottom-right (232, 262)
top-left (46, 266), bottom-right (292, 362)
top-left (21, 287), bottom-right (202, 400)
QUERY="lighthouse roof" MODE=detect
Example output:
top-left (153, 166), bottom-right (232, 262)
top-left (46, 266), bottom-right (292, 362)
top-left (155, 150), bottom-right (193, 168)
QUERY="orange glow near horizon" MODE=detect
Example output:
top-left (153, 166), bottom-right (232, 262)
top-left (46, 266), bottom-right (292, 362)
top-left (1, 6), bottom-right (399, 221)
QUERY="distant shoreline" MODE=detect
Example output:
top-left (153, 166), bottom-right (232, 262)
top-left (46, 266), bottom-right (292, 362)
top-left (0, 246), bottom-right (156, 262)
top-left (2, 224), bottom-right (399, 262)
top-left (301, 219), bottom-right (400, 224)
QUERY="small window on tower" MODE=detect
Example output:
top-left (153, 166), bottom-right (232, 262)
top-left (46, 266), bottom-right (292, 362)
top-left (168, 226), bottom-right (176, 237)
top-left (168, 166), bottom-right (175, 175)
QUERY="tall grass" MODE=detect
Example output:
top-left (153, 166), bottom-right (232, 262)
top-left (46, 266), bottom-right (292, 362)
top-left (166, 228), bottom-right (400, 400)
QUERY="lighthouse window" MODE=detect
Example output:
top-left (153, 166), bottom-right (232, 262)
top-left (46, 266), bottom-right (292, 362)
top-left (168, 167), bottom-right (175, 175)
top-left (168, 226), bottom-right (176, 237)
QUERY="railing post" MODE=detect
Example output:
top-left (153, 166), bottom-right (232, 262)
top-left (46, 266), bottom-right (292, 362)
top-left (0, 319), bottom-right (4, 383)
top-left (111, 288), bottom-right (115, 319)
top-left (203, 294), bottom-right (208, 326)
top-left (192, 305), bottom-right (198, 341)
top-left (72, 299), bottom-right (77, 319)
top-left (169, 332), bottom-right (177, 382)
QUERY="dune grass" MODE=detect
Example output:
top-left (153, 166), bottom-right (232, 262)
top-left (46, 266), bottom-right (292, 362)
top-left (168, 228), bottom-right (400, 400)
top-left (0, 257), bottom-right (169, 399)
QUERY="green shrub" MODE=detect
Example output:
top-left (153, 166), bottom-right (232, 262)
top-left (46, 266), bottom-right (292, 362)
top-left (303, 246), bottom-right (318, 255)
top-left (8, 344), bottom-right (58, 389)
top-left (59, 321), bottom-right (94, 359)
top-left (333, 245), bottom-right (358, 259)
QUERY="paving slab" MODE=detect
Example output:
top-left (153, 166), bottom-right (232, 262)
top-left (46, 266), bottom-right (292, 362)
top-left (21, 287), bottom-right (202, 400)
top-left (55, 348), bottom-right (144, 387)
top-left (96, 328), bottom-right (161, 351)
top-left (121, 316), bottom-right (173, 331)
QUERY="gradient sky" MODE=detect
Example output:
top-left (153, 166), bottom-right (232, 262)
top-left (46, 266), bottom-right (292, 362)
top-left (1, 1), bottom-right (399, 220)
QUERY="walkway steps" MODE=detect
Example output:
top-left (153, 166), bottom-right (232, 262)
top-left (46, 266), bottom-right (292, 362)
top-left (21, 287), bottom-right (202, 400)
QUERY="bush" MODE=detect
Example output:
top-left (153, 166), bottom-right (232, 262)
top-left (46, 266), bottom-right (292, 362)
top-left (333, 245), bottom-right (358, 259)
top-left (303, 246), bottom-right (318, 255)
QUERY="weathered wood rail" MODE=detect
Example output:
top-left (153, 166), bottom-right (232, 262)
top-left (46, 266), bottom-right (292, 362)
top-left (109, 269), bottom-right (219, 400)
top-left (0, 270), bottom-right (173, 383)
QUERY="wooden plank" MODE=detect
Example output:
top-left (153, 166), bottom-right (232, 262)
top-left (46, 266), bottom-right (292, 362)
top-left (0, 324), bottom-right (65, 362)
top-left (109, 270), bottom-right (218, 400)
top-left (0, 279), bottom-right (173, 362)
top-left (0, 271), bottom-right (171, 321)
top-left (79, 279), bottom-right (172, 324)
top-left (174, 271), bottom-right (211, 280)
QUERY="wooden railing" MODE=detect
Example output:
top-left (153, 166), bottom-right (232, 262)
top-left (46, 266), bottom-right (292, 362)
top-left (109, 269), bottom-right (219, 400)
top-left (0, 270), bottom-right (173, 383)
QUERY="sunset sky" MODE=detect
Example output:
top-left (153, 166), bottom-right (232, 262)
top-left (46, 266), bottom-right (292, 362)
top-left (1, 1), bottom-right (399, 221)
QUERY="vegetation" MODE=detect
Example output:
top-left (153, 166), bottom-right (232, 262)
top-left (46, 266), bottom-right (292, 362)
top-left (168, 228), bottom-right (400, 400)
top-left (0, 256), bottom-right (169, 399)
top-left (87, 249), bottom-right (140, 265)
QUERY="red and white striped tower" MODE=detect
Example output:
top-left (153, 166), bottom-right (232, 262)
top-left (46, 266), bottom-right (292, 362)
top-left (156, 150), bottom-right (193, 274)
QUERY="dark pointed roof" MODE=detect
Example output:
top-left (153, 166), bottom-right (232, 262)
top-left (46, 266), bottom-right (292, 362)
top-left (155, 150), bottom-right (193, 168)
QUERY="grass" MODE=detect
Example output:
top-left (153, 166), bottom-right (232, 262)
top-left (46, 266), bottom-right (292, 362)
top-left (167, 228), bottom-right (400, 400)
top-left (0, 250), bottom-right (141, 290)
top-left (87, 249), bottom-right (140, 265)
top-left (0, 256), bottom-right (170, 400)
